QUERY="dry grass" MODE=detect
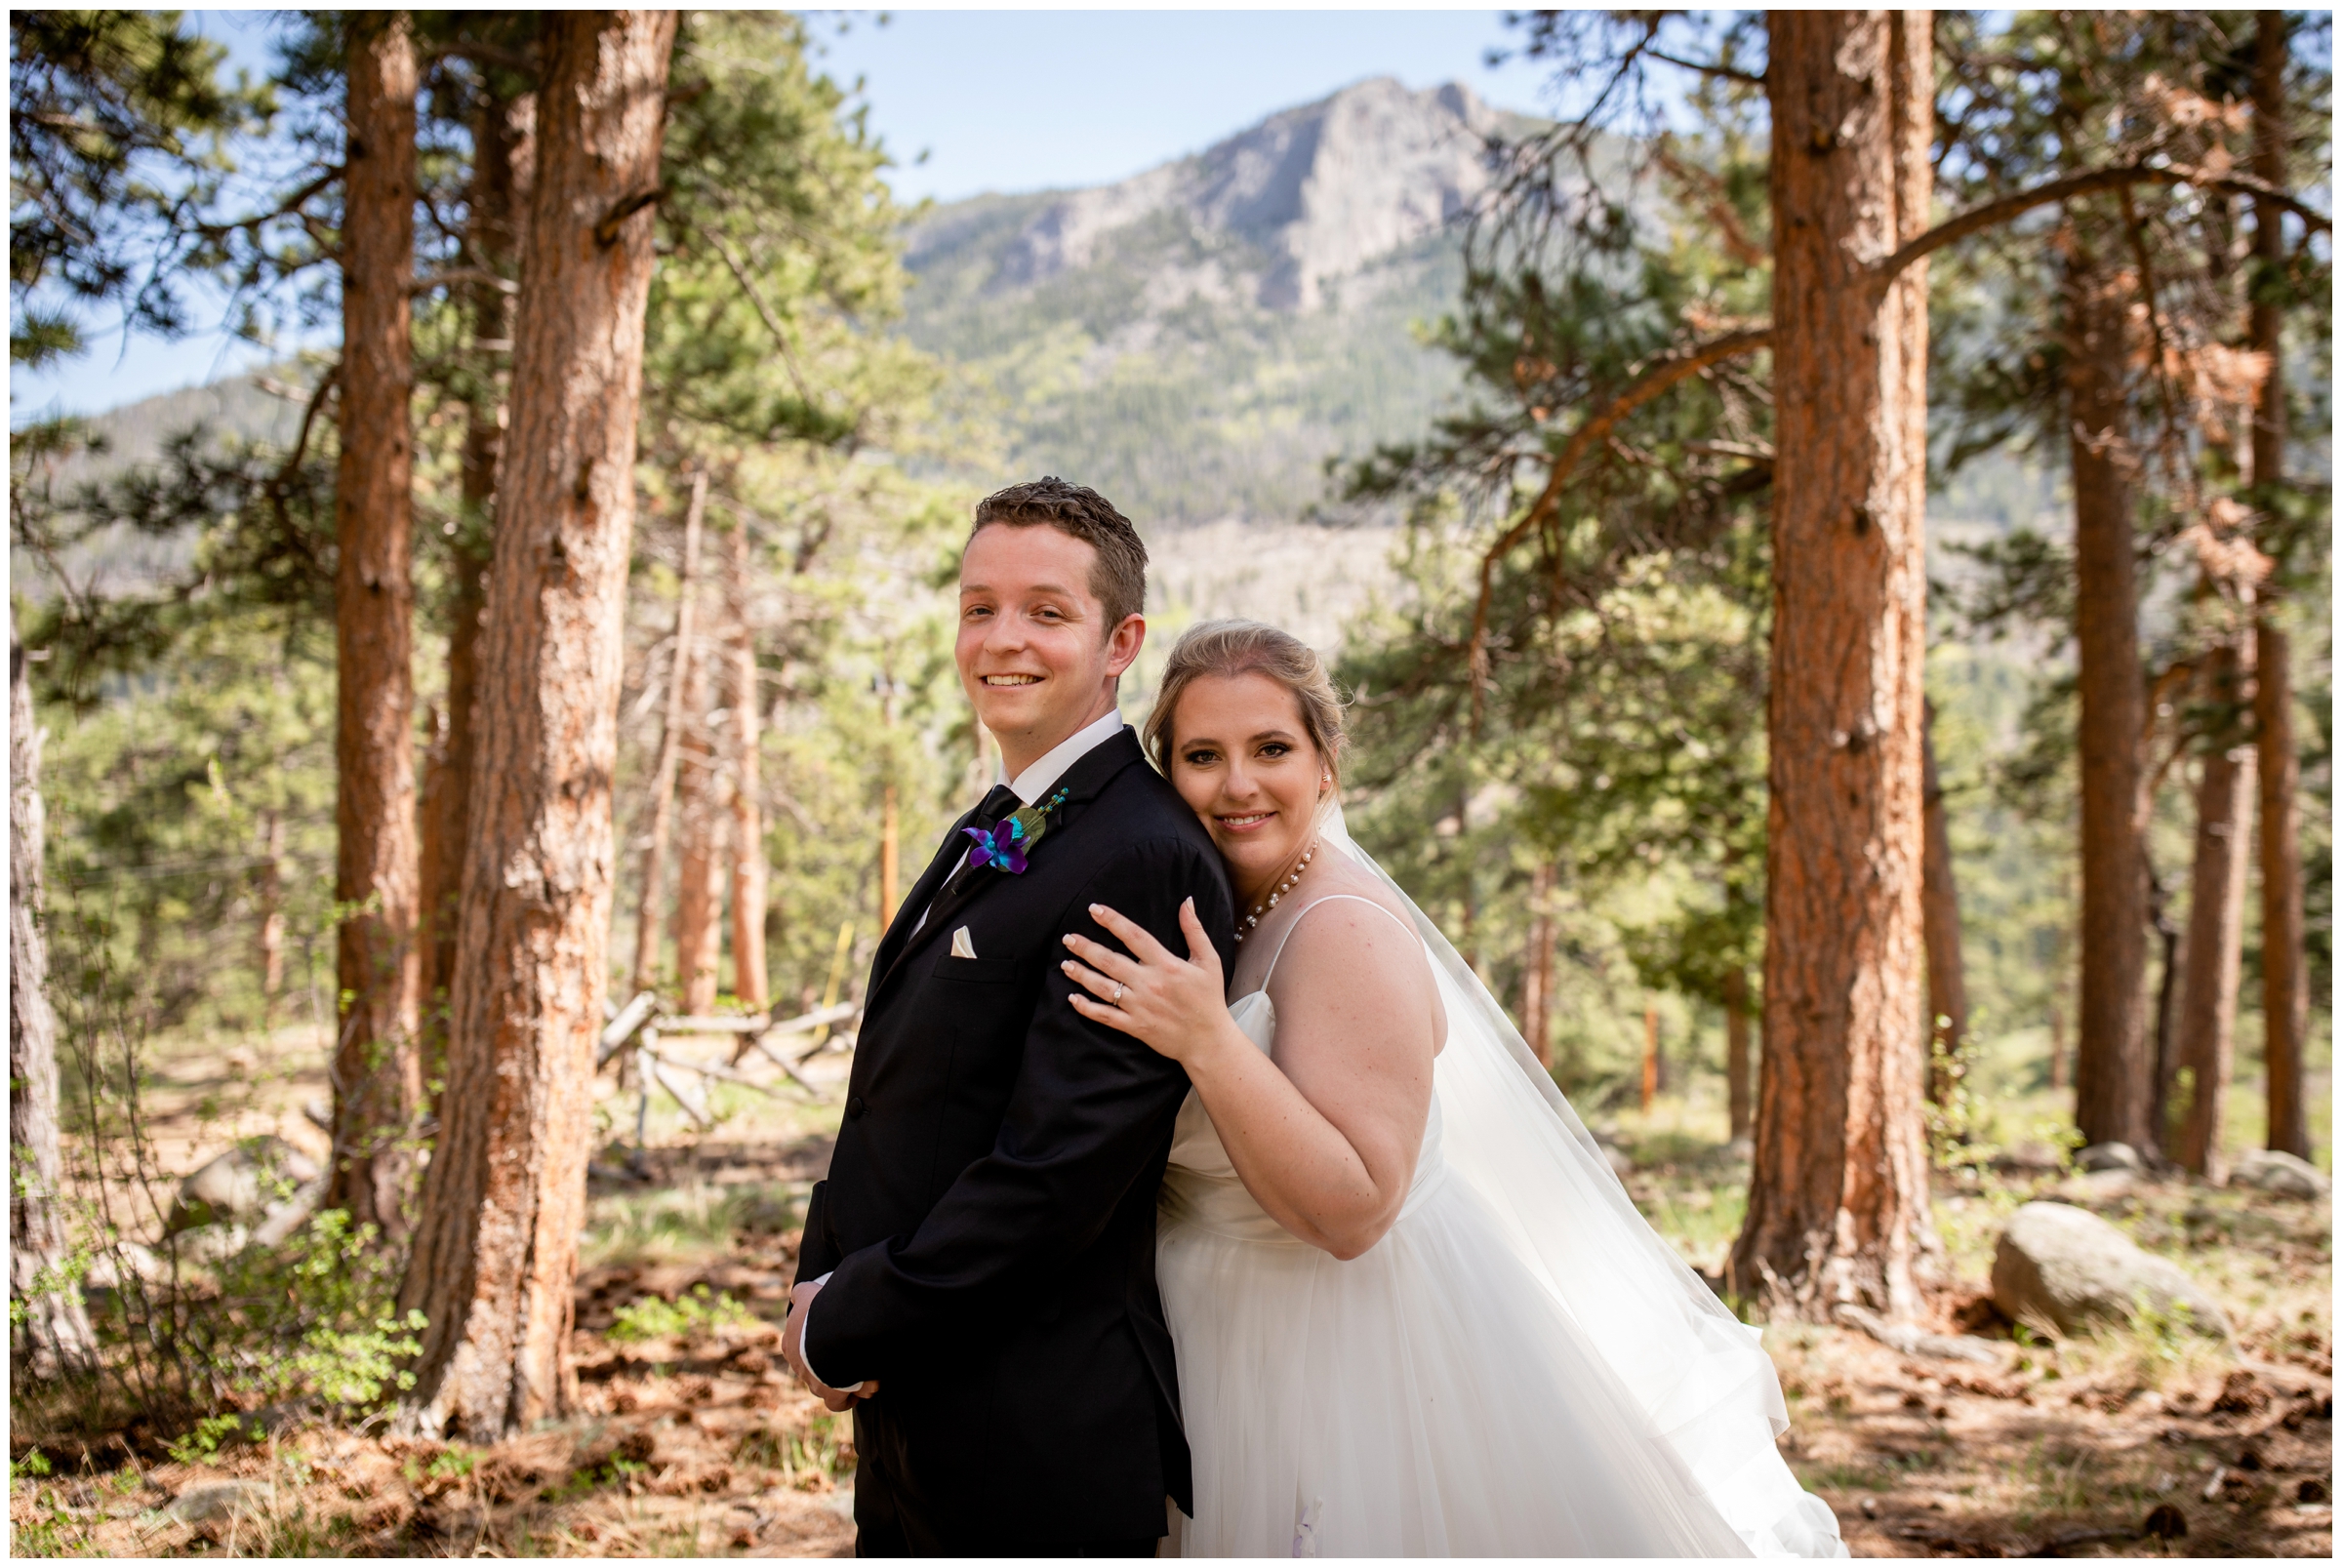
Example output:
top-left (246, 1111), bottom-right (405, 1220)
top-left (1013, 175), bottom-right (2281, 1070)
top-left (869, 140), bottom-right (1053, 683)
top-left (13, 1029), bottom-right (2328, 1557)
top-left (1605, 1082), bottom-right (2333, 1559)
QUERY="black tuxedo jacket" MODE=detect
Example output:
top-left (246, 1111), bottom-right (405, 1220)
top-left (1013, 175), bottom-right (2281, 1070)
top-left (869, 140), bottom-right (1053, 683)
top-left (795, 727), bottom-right (1234, 1544)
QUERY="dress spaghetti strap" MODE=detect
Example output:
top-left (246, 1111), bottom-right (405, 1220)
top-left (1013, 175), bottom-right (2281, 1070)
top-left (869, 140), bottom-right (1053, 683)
top-left (1258, 893), bottom-right (1421, 989)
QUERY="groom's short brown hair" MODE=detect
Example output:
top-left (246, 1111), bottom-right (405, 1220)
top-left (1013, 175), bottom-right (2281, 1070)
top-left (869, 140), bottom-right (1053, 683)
top-left (969, 477), bottom-right (1148, 631)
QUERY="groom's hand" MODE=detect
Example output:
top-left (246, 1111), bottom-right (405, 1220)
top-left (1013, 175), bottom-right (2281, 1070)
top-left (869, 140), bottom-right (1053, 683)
top-left (784, 1279), bottom-right (877, 1412)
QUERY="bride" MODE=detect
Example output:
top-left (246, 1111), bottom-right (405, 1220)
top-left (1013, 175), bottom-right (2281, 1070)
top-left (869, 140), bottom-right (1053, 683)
top-left (1058, 621), bottom-right (1843, 1558)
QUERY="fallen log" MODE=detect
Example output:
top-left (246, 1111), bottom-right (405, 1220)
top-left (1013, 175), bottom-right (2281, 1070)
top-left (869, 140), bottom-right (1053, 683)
top-left (1836, 1303), bottom-right (2006, 1366)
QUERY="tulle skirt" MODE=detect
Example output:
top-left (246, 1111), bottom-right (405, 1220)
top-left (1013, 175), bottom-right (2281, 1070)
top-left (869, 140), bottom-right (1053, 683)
top-left (1157, 1158), bottom-right (1756, 1558)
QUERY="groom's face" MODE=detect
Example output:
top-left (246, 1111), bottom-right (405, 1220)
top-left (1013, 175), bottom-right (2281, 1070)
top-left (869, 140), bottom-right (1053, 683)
top-left (957, 522), bottom-right (1144, 765)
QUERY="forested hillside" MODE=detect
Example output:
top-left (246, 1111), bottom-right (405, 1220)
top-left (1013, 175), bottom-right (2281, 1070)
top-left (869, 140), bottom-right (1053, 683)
top-left (895, 77), bottom-right (1515, 530)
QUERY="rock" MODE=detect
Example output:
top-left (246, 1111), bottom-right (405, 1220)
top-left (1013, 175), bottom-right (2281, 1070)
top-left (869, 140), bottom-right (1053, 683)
top-left (2058, 1167), bottom-right (2137, 1205)
top-left (1991, 1201), bottom-right (2231, 1340)
top-left (978, 78), bottom-right (1506, 312)
top-left (2077, 1142), bottom-right (2147, 1175)
top-left (169, 1480), bottom-right (260, 1524)
top-left (2229, 1149), bottom-right (2330, 1200)
top-left (165, 1137), bottom-right (321, 1235)
top-left (1993, 1141), bottom-right (2066, 1175)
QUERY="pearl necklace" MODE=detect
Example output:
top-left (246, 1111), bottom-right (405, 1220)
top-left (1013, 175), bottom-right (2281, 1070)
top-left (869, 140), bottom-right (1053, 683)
top-left (1233, 840), bottom-right (1318, 945)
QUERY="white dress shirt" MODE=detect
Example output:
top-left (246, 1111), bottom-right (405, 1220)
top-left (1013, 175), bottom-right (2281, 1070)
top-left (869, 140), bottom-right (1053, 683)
top-left (804, 706), bottom-right (1131, 1391)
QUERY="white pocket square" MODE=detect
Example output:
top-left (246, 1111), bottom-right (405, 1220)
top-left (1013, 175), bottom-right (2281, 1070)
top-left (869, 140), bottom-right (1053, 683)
top-left (950, 926), bottom-right (978, 959)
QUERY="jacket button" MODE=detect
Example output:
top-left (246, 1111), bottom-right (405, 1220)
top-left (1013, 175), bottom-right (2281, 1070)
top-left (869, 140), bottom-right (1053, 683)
top-left (847, 1095), bottom-right (868, 1120)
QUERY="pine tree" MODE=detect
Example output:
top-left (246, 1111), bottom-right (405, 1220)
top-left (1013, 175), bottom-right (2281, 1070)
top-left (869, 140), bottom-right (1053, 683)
top-left (398, 10), bottom-right (678, 1440)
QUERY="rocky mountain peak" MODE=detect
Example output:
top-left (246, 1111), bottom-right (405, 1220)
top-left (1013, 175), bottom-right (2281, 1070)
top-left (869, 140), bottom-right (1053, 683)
top-left (992, 77), bottom-right (1502, 311)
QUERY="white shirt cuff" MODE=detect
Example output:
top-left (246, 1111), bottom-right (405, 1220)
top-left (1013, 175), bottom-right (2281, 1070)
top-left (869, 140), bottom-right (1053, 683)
top-left (800, 1271), bottom-right (866, 1393)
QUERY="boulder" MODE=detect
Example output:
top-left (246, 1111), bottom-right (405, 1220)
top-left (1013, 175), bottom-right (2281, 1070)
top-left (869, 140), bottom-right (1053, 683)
top-left (2229, 1149), bottom-right (2330, 1200)
top-left (165, 1137), bottom-right (321, 1235)
top-left (169, 1480), bottom-right (261, 1524)
top-left (2056, 1167), bottom-right (2138, 1206)
top-left (1991, 1201), bottom-right (2230, 1340)
top-left (2077, 1142), bottom-right (2147, 1175)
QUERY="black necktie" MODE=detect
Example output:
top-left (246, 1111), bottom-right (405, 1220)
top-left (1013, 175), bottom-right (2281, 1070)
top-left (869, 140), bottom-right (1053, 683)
top-left (972, 783), bottom-right (1021, 829)
top-left (946, 784), bottom-right (1023, 888)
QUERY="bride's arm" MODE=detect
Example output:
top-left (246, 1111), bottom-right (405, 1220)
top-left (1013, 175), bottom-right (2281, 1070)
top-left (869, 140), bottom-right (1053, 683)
top-left (1064, 897), bottom-right (1436, 1261)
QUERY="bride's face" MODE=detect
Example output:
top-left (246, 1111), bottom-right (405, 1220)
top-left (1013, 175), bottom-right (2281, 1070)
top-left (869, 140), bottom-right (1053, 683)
top-left (1166, 671), bottom-right (1326, 900)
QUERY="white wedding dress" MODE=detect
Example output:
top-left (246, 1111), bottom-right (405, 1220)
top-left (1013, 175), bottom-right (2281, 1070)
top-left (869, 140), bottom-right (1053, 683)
top-left (1155, 824), bottom-right (1844, 1558)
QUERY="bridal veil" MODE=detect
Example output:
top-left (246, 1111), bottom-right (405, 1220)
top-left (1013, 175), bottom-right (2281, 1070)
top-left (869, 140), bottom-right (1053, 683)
top-left (1320, 808), bottom-right (1845, 1558)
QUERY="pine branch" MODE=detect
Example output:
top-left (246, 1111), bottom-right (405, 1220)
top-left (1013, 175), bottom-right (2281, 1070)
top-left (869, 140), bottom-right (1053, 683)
top-left (1883, 162), bottom-right (2330, 280)
top-left (1465, 326), bottom-right (1774, 729)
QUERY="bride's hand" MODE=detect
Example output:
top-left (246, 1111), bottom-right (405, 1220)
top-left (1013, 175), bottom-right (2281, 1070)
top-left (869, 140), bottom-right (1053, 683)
top-left (1062, 898), bottom-right (1229, 1065)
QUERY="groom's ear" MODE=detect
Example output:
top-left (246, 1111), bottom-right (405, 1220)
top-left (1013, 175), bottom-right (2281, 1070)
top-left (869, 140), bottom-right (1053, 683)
top-left (1104, 612), bottom-right (1146, 680)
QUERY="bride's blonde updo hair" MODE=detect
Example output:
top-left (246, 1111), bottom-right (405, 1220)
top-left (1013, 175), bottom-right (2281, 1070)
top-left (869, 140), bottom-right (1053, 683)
top-left (1142, 620), bottom-right (1349, 784)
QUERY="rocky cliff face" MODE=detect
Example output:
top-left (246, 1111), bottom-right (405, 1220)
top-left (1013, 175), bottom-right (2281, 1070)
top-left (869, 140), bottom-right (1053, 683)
top-left (901, 79), bottom-right (1518, 537)
top-left (929, 77), bottom-right (1506, 313)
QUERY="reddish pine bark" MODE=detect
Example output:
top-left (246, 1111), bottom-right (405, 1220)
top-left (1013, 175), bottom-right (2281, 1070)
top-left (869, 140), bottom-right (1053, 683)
top-left (726, 522), bottom-right (769, 1011)
top-left (2250, 14), bottom-right (2311, 1161)
top-left (672, 617), bottom-right (721, 1013)
top-left (2257, 614), bottom-right (2309, 1158)
top-left (2066, 247), bottom-right (2154, 1153)
top-left (1919, 699), bottom-right (1971, 1106)
top-left (398, 10), bottom-right (677, 1441)
top-left (419, 89), bottom-right (534, 1058)
top-left (2173, 641), bottom-right (2255, 1179)
top-left (1731, 11), bottom-right (1940, 1320)
top-left (1519, 861), bottom-right (1554, 1069)
top-left (330, 13), bottom-right (424, 1241)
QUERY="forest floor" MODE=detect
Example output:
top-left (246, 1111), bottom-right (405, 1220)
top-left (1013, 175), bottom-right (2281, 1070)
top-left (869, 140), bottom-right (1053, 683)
top-left (7, 1027), bottom-right (2332, 1558)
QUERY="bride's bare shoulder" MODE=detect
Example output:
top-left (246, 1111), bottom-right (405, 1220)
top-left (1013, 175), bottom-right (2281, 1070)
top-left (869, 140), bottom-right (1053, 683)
top-left (1302, 855), bottom-right (1417, 936)
top-left (1266, 857), bottom-right (1446, 1047)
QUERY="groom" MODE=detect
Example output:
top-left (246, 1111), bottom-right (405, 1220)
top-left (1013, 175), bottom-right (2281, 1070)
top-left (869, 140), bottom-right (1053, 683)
top-left (784, 477), bottom-right (1235, 1555)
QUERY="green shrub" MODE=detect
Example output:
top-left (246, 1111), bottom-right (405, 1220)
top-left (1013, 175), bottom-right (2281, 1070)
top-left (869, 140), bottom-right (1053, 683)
top-left (606, 1285), bottom-right (755, 1345)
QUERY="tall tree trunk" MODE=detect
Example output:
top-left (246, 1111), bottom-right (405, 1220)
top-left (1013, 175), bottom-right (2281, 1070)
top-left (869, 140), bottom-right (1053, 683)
top-left (1520, 861), bottom-right (1554, 1068)
top-left (2172, 639), bottom-right (2256, 1180)
top-left (1731, 11), bottom-right (1940, 1321)
top-left (257, 808), bottom-right (286, 1013)
top-left (628, 469), bottom-right (707, 994)
top-left (726, 523), bottom-right (769, 1011)
top-left (1640, 1004), bottom-right (1660, 1112)
top-left (672, 611), bottom-right (720, 1013)
top-left (2249, 13), bottom-right (2311, 1161)
top-left (1724, 967), bottom-right (1754, 1143)
top-left (419, 88), bottom-right (534, 1065)
top-left (878, 783), bottom-right (901, 924)
top-left (2149, 859), bottom-right (2185, 1147)
top-left (11, 629), bottom-right (97, 1377)
top-left (330, 13), bottom-right (424, 1242)
top-left (2257, 613), bottom-right (2308, 1158)
top-left (398, 9), bottom-right (677, 1442)
top-left (2066, 244), bottom-right (2154, 1154)
top-left (1919, 699), bottom-right (1971, 1106)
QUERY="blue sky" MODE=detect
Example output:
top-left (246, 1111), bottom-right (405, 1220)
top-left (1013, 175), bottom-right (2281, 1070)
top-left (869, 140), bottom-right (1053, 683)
top-left (11, 8), bottom-right (1555, 420)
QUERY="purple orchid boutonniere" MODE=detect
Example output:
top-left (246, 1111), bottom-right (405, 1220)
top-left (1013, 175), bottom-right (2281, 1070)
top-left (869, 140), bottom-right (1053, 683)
top-left (961, 785), bottom-right (1070, 876)
top-left (961, 817), bottom-right (1029, 875)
